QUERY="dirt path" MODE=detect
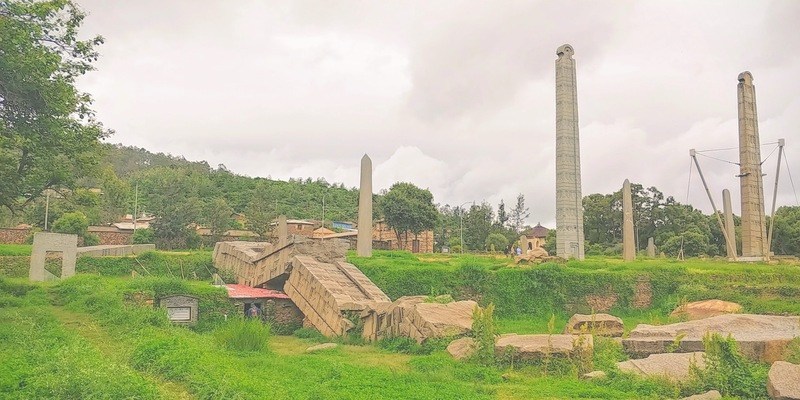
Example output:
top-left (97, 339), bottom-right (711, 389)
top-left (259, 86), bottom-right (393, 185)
top-left (52, 306), bottom-right (194, 400)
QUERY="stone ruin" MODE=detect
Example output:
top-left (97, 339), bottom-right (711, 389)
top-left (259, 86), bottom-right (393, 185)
top-left (212, 236), bottom-right (476, 342)
top-left (29, 232), bottom-right (78, 281)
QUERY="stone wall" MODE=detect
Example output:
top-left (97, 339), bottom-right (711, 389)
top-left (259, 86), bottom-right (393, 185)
top-left (372, 221), bottom-right (434, 253)
top-left (92, 230), bottom-right (133, 245)
top-left (231, 297), bottom-right (304, 334)
top-left (0, 228), bottom-right (31, 244)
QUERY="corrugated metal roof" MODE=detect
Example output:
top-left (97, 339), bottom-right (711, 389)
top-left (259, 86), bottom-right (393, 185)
top-left (225, 284), bottom-right (290, 299)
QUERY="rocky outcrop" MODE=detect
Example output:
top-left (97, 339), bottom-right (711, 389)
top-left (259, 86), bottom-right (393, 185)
top-left (767, 361), bottom-right (800, 400)
top-left (670, 299), bottom-right (742, 321)
top-left (494, 333), bottom-right (593, 361)
top-left (617, 352), bottom-right (705, 382)
top-left (623, 314), bottom-right (800, 362)
top-left (564, 313), bottom-right (624, 337)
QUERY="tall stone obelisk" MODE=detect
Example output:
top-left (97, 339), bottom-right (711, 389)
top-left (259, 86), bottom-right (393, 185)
top-left (722, 189), bottom-right (737, 259)
top-left (737, 71), bottom-right (768, 258)
top-left (555, 44), bottom-right (585, 260)
top-left (622, 179), bottom-right (635, 261)
top-left (357, 154), bottom-right (373, 257)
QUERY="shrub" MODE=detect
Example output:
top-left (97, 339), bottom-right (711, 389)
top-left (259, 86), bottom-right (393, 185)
top-left (214, 318), bottom-right (271, 352)
top-left (687, 333), bottom-right (769, 399)
top-left (132, 228), bottom-right (154, 244)
top-left (469, 303), bottom-right (497, 366)
top-left (52, 212), bottom-right (89, 236)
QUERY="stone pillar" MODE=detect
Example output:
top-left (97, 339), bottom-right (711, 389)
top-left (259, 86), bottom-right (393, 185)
top-left (357, 154), bottom-right (373, 257)
top-left (555, 44), bottom-right (585, 260)
top-left (737, 71), bottom-right (768, 258)
top-left (646, 237), bottom-right (656, 258)
top-left (722, 189), bottom-right (737, 259)
top-left (277, 215), bottom-right (288, 246)
top-left (622, 179), bottom-right (635, 261)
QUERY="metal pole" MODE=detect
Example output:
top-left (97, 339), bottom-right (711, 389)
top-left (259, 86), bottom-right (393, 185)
top-left (460, 212), bottom-right (464, 254)
top-left (133, 183), bottom-right (138, 231)
top-left (44, 191), bottom-right (50, 231)
top-left (690, 150), bottom-right (736, 261)
top-left (766, 139), bottom-right (785, 256)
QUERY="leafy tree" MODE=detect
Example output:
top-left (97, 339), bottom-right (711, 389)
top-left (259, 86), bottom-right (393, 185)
top-left (0, 0), bottom-right (108, 214)
top-left (245, 182), bottom-right (277, 236)
top-left (484, 232), bottom-right (508, 252)
top-left (509, 194), bottom-right (529, 233)
top-left (772, 206), bottom-right (800, 256)
top-left (202, 197), bottom-right (233, 238)
top-left (497, 200), bottom-right (508, 228)
top-left (52, 211), bottom-right (88, 236)
top-left (462, 202), bottom-right (494, 251)
top-left (380, 182), bottom-right (438, 248)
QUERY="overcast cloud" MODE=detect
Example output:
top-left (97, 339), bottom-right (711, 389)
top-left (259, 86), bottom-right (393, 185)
top-left (76, 0), bottom-right (800, 226)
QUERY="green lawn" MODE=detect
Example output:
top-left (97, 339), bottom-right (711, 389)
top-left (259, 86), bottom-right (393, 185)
top-left (0, 244), bottom-right (31, 256)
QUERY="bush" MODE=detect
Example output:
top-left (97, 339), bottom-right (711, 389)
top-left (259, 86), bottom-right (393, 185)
top-left (687, 333), bottom-right (769, 399)
top-left (132, 228), bottom-right (155, 244)
top-left (52, 212), bottom-right (89, 236)
top-left (83, 233), bottom-right (100, 246)
top-left (214, 318), bottom-right (271, 352)
top-left (484, 233), bottom-right (508, 253)
top-left (469, 303), bottom-right (497, 366)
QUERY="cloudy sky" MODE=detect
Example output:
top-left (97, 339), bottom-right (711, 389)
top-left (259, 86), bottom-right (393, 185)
top-left (76, 1), bottom-right (800, 226)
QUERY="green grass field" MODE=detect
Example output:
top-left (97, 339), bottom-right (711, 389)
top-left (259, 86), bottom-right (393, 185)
top-left (1, 248), bottom-right (797, 399)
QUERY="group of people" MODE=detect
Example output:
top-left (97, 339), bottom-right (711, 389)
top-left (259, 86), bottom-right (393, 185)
top-left (505, 244), bottom-right (523, 257)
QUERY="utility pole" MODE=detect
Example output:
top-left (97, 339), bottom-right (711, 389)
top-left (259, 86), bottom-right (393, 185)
top-left (133, 183), bottom-right (138, 231)
top-left (44, 190), bottom-right (51, 231)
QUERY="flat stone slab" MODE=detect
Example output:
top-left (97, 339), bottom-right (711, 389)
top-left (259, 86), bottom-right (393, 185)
top-left (623, 314), bottom-right (800, 362)
top-left (767, 361), bottom-right (800, 400)
top-left (617, 352), bottom-right (705, 382)
top-left (306, 343), bottom-right (338, 353)
top-left (670, 299), bottom-right (742, 321)
top-left (681, 390), bottom-right (721, 400)
top-left (581, 370), bottom-right (607, 380)
top-left (495, 333), bottom-right (593, 360)
top-left (446, 337), bottom-right (476, 360)
top-left (564, 313), bottom-right (624, 337)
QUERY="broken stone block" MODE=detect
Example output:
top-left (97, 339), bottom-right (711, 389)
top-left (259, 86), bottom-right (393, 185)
top-left (767, 361), bottom-right (800, 400)
top-left (680, 390), bottom-right (721, 400)
top-left (623, 314), bottom-right (800, 362)
top-left (494, 333), bottom-right (593, 361)
top-left (581, 370), bottom-right (607, 380)
top-left (446, 337), bottom-right (476, 360)
top-left (617, 352), bottom-right (705, 382)
top-left (670, 299), bottom-right (742, 321)
top-left (564, 313), bottom-right (624, 337)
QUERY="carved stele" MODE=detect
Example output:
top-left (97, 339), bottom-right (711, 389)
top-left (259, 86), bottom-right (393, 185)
top-left (357, 154), bottom-right (373, 257)
top-left (622, 179), bottom-right (635, 261)
top-left (555, 44), bottom-right (585, 260)
top-left (722, 189), bottom-right (737, 259)
top-left (737, 72), bottom-right (768, 258)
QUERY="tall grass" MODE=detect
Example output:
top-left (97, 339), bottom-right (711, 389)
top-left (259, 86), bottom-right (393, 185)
top-left (215, 318), bottom-right (271, 352)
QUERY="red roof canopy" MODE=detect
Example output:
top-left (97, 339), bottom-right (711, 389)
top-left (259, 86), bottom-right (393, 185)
top-left (225, 284), bottom-right (290, 299)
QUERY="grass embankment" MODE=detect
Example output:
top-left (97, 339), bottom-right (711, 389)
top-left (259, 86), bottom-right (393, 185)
top-left (0, 246), bottom-right (214, 280)
top-left (350, 251), bottom-right (800, 330)
top-left (0, 275), bottom-right (697, 399)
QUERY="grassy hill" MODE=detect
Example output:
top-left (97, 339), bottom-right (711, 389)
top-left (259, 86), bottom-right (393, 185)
top-left (1, 248), bottom-right (799, 399)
